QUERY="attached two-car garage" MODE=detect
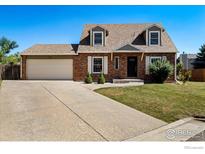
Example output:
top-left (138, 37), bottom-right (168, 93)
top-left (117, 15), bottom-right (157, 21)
top-left (26, 59), bottom-right (73, 80)
top-left (21, 44), bottom-right (78, 80)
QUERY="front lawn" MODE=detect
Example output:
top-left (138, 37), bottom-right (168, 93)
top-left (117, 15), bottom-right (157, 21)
top-left (95, 82), bottom-right (205, 123)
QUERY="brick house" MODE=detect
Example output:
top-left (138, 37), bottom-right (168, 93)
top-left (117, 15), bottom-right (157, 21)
top-left (20, 23), bottom-right (177, 81)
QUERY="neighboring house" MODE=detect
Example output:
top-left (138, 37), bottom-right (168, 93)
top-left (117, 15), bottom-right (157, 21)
top-left (20, 23), bottom-right (177, 81)
top-left (180, 53), bottom-right (197, 70)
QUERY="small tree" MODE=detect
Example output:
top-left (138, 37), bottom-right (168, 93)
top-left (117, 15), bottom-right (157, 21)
top-left (176, 61), bottom-right (183, 76)
top-left (178, 71), bottom-right (192, 84)
top-left (84, 72), bottom-right (93, 84)
top-left (1, 52), bottom-right (20, 64)
top-left (0, 37), bottom-right (19, 63)
top-left (98, 72), bottom-right (105, 84)
top-left (149, 60), bottom-right (174, 83)
top-left (193, 43), bottom-right (205, 69)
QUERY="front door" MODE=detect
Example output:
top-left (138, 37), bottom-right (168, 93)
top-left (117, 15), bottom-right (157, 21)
top-left (127, 57), bottom-right (137, 77)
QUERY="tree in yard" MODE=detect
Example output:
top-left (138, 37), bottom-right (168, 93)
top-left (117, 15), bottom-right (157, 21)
top-left (178, 70), bottom-right (192, 84)
top-left (176, 61), bottom-right (183, 76)
top-left (193, 43), bottom-right (205, 69)
top-left (149, 60), bottom-right (174, 83)
top-left (0, 37), bottom-right (19, 63)
top-left (1, 52), bottom-right (20, 64)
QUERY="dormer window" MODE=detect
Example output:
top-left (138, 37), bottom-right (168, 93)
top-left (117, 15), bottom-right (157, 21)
top-left (149, 31), bottom-right (160, 46)
top-left (93, 31), bottom-right (103, 46)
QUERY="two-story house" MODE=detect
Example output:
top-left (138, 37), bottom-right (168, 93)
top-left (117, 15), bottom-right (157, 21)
top-left (20, 23), bottom-right (177, 81)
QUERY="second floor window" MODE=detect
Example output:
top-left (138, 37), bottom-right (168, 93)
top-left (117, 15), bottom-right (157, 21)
top-left (93, 31), bottom-right (103, 46)
top-left (149, 31), bottom-right (160, 45)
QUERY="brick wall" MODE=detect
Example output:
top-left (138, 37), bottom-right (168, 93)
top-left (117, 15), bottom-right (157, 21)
top-left (73, 52), bottom-right (176, 82)
top-left (21, 55), bottom-right (27, 80)
top-left (21, 53), bottom-right (176, 81)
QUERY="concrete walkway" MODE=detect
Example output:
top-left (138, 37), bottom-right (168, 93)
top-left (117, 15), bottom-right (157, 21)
top-left (79, 81), bottom-right (144, 90)
top-left (0, 80), bottom-right (166, 141)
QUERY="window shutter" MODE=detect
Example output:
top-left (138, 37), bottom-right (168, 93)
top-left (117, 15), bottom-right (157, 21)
top-left (90, 30), bottom-right (93, 46)
top-left (162, 56), bottom-right (167, 61)
top-left (146, 29), bottom-right (148, 45)
top-left (88, 56), bottom-right (92, 73)
top-left (103, 56), bottom-right (108, 74)
top-left (103, 30), bottom-right (106, 46)
top-left (145, 56), bottom-right (150, 75)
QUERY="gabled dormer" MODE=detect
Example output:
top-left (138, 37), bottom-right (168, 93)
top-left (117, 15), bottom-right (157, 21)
top-left (147, 25), bottom-right (162, 46)
top-left (132, 24), bottom-right (163, 46)
top-left (90, 26), bottom-right (108, 46)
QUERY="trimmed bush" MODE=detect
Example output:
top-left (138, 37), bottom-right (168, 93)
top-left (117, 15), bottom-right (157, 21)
top-left (98, 72), bottom-right (105, 84)
top-left (149, 60), bottom-right (174, 83)
top-left (84, 72), bottom-right (93, 84)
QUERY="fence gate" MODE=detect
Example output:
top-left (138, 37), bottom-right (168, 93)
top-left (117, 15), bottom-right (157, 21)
top-left (0, 64), bottom-right (20, 80)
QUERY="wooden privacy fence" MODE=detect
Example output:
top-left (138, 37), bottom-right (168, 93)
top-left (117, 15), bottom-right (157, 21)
top-left (191, 68), bottom-right (205, 82)
top-left (0, 64), bottom-right (20, 80)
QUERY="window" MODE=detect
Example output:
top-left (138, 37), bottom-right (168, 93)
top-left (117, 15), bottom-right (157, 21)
top-left (149, 31), bottom-right (160, 45)
top-left (92, 57), bottom-right (103, 73)
top-left (150, 56), bottom-right (161, 64)
top-left (93, 31), bottom-right (103, 46)
top-left (114, 56), bottom-right (119, 69)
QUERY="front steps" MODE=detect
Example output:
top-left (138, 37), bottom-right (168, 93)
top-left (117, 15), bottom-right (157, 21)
top-left (113, 78), bottom-right (144, 84)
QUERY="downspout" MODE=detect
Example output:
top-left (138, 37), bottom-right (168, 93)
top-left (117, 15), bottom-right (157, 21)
top-left (175, 53), bottom-right (177, 82)
top-left (141, 52), bottom-right (144, 61)
top-left (111, 51), bottom-right (113, 61)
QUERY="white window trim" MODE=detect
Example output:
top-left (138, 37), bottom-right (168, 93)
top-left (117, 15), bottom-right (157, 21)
top-left (93, 31), bottom-right (103, 46)
top-left (92, 56), bottom-right (104, 74)
top-left (149, 31), bottom-right (160, 46)
top-left (150, 56), bottom-right (162, 64)
top-left (114, 56), bottom-right (119, 70)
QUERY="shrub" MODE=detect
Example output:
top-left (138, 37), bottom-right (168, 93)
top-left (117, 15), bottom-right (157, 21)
top-left (98, 72), bottom-right (105, 84)
top-left (149, 60), bottom-right (174, 83)
top-left (1, 52), bottom-right (20, 64)
top-left (84, 72), bottom-right (93, 84)
top-left (176, 62), bottom-right (183, 76)
top-left (178, 70), bottom-right (192, 84)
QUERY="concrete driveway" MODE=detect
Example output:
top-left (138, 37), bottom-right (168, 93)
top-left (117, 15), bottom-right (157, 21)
top-left (0, 81), bottom-right (166, 141)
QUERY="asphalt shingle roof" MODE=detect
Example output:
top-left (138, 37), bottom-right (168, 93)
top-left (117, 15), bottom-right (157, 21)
top-left (21, 44), bottom-right (78, 55)
top-left (21, 23), bottom-right (177, 55)
top-left (78, 23), bottom-right (177, 53)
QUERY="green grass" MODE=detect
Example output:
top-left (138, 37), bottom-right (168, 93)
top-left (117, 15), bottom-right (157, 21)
top-left (95, 82), bottom-right (205, 123)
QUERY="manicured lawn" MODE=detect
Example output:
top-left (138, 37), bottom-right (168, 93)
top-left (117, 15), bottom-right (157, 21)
top-left (95, 82), bottom-right (205, 123)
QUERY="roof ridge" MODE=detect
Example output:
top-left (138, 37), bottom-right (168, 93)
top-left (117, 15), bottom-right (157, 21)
top-left (33, 44), bottom-right (80, 46)
top-left (84, 23), bottom-right (161, 25)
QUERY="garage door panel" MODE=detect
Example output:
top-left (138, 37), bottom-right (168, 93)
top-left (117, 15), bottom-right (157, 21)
top-left (26, 59), bottom-right (73, 80)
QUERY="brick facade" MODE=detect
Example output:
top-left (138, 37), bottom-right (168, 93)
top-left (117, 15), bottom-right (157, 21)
top-left (21, 52), bottom-right (176, 81)
top-left (73, 52), bottom-right (176, 82)
top-left (21, 55), bottom-right (27, 80)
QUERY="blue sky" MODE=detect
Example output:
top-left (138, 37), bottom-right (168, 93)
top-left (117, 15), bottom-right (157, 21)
top-left (0, 5), bottom-right (204, 55)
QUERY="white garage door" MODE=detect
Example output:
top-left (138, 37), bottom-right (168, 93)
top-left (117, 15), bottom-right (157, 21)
top-left (26, 59), bottom-right (73, 80)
